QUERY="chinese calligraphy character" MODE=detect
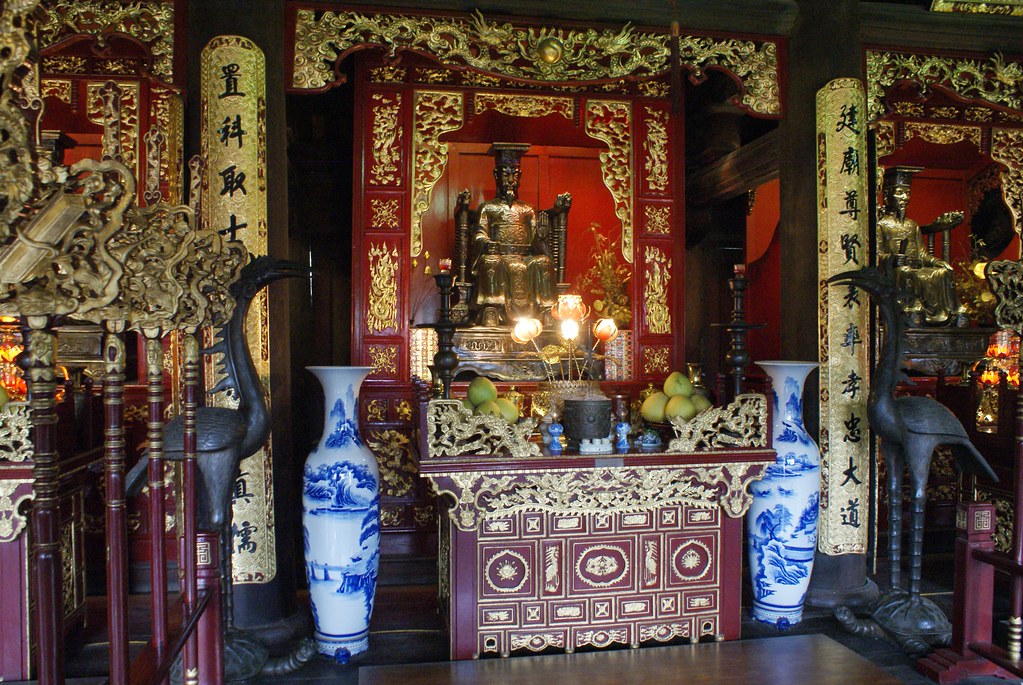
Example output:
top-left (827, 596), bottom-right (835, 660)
top-left (835, 104), bottom-right (861, 135)
top-left (219, 214), bottom-right (248, 241)
top-left (843, 412), bottom-right (862, 443)
top-left (841, 370), bottom-right (862, 400)
top-left (218, 114), bottom-right (247, 148)
top-left (840, 233), bottom-right (861, 265)
top-left (232, 520), bottom-right (258, 554)
top-left (840, 455), bottom-right (862, 486)
top-left (842, 284), bottom-right (861, 310)
top-left (839, 189), bottom-right (861, 220)
top-left (232, 471), bottom-right (254, 504)
top-left (840, 322), bottom-right (862, 354)
top-left (219, 165), bottom-right (247, 197)
top-left (218, 63), bottom-right (246, 99)
top-left (840, 498), bottom-right (861, 527)
top-left (839, 147), bottom-right (860, 176)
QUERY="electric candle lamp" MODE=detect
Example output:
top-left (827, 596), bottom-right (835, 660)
top-left (560, 318), bottom-right (580, 341)
top-left (592, 318), bottom-right (619, 344)
top-left (438, 258), bottom-right (452, 273)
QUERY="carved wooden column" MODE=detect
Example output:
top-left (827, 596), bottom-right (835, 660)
top-left (20, 317), bottom-right (63, 685)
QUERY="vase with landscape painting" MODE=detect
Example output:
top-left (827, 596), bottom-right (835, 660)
top-left (746, 361), bottom-right (821, 629)
top-left (302, 366), bottom-right (380, 663)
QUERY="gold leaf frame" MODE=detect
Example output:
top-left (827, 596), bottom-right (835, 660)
top-left (411, 90), bottom-right (463, 258)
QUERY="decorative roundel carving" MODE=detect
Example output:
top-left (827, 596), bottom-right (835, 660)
top-left (484, 549), bottom-right (530, 593)
top-left (574, 544), bottom-right (630, 588)
top-left (671, 539), bottom-right (712, 581)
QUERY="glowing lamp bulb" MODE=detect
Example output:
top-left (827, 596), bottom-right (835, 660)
top-left (512, 318), bottom-right (537, 344)
top-left (560, 319), bottom-right (580, 341)
top-left (592, 318), bottom-right (619, 343)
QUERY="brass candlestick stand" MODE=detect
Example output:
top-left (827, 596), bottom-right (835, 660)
top-left (713, 264), bottom-right (765, 402)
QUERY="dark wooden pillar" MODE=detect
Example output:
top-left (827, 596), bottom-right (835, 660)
top-left (186, 0), bottom-right (303, 645)
top-left (779, 0), bottom-right (878, 609)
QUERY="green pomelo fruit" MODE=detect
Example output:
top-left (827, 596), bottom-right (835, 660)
top-left (665, 394), bottom-right (697, 421)
top-left (467, 376), bottom-right (498, 406)
top-left (641, 391), bottom-right (670, 423)
top-left (494, 397), bottom-right (519, 423)
top-left (474, 399), bottom-right (503, 417)
top-left (691, 394), bottom-right (713, 413)
top-left (663, 371), bottom-right (693, 398)
top-left (461, 398), bottom-right (475, 413)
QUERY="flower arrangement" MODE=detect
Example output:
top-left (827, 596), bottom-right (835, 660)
top-left (511, 294), bottom-right (619, 382)
top-left (576, 224), bottom-right (631, 328)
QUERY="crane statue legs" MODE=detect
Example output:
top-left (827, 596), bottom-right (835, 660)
top-left (829, 263), bottom-right (997, 657)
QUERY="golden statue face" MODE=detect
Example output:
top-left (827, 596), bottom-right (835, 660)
top-left (884, 184), bottom-right (910, 213)
top-left (495, 165), bottom-right (521, 198)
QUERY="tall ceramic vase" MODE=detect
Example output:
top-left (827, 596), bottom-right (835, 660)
top-left (746, 361), bottom-right (821, 628)
top-left (302, 366), bottom-right (380, 663)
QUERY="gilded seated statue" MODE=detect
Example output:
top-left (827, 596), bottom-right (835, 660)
top-left (454, 143), bottom-right (570, 327)
top-left (877, 166), bottom-right (967, 327)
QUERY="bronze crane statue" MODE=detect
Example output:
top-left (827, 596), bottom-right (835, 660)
top-left (126, 255), bottom-right (314, 678)
top-left (829, 262), bottom-right (997, 656)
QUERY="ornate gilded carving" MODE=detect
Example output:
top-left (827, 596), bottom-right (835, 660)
top-left (379, 506), bottom-right (402, 528)
top-left (292, 9), bottom-right (671, 90)
top-left (0, 480), bottom-right (32, 542)
top-left (369, 66), bottom-right (406, 83)
top-left (967, 107), bottom-right (995, 122)
top-left (370, 198), bottom-right (400, 229)
top-left (637, 80), bottom-right (670, 98)
top-left (367, 429), bottom-right (417, 498)
top-left (86, 81), bottom-right (139, 169)
top-left (369, 92), bottom-right (402, 186)
top-left (511, 633), bottom-right (565, 652)
top-left (643, 107), bottom-right (669, 192)
top-left (892, 101), bottom-right (925, 118)
top-left (990, 128), bottom-right (1023, 235)
top-left (40, 79), bottom-right (71, 104)
top-left (395, 399), bottom-right (413, 421)
top-left (931, 0), bottom-right (1023, 15)
top-left (37, 1), bottom-right (175, 81)
top-left (928, 106), bottom-right (960, 119)
top-left (366, 399), bottom-right (387, 423)
top-left (291, 9), bottom-right (779, 117)
top-left (0, 402), bottom-right (32, 462)
top-left (42, 56), bottom-right (86, 73)
top-left (426, 399), bottom-right (540, 459)
top-left (150, 87), bottom-right (184, 203)
top-left (644, 205), bottom-right (671, 235)
top-left (642, 346), bottom-right (670, 375)
top-left (427, 461), bottom-right (767, 531)
top-left (367, 242), bottom-right (399, 333)
top-left (679, 36), bottom-right (779, 115)
top-left (143, 126), bottom-right (165, 204)
top-left (585, 100), bottom-right (633, 263)
top-left (867, 50), bottom-right (1023, 122)
top-left (643, 245), bottom-right (671, 334)
top-left (903, 122), bottom-right (981, 147)
top-left (368, 345), bottom-right (398, 375)
top-left (416, 68), bottom-right (452, 85)
top-left (666, 394), bottom-right (768, 453)
top-left (0, 158), bottom-right (137, 318)
top-left (474, 93), bottom-right (573, 120)
top-left (986, 260), bottom-right (1023, 332)
top-left (411, 90), bottom-right (463, 257)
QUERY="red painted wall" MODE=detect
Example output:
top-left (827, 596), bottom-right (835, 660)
top-left (746, 178), bottom-right (781, 363)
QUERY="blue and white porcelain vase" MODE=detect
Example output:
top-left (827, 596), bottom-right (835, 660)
top-left (302, 366), bottom-right (380, 663)
top-left (747, 361), bottom-right (821, 628)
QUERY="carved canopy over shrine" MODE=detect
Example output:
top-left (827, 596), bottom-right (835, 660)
top-left (287, 6), bottom-right (782, 117)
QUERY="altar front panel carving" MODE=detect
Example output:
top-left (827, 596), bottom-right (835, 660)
top-left (420, 451), bottom-right (772, 660)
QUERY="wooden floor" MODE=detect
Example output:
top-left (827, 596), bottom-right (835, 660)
top-left (358, 634), bottom-right (905, 685)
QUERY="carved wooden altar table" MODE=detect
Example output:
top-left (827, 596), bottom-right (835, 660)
top-left (417, 395), bottom-right (774, 660)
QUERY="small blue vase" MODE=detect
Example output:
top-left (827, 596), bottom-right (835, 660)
top-left (747, 361), bottom-right (820, 628)
top-left (302, 366), bottom-right (380, 662)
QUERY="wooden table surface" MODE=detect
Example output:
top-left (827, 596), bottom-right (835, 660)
top-left (359, 634), bottom-right (905, 685)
